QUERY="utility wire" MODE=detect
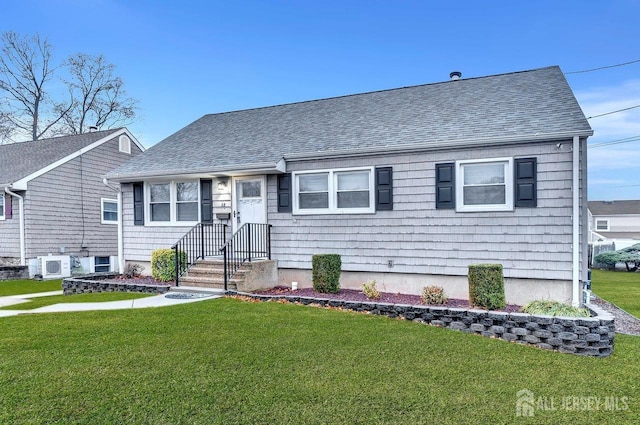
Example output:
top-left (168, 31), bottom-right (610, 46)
top-left (587, 104), bottom-right (640, 119)
top-left (589, 134), bottom-right (640, 148)
top-left (565, 59), bottom-right (640, 75)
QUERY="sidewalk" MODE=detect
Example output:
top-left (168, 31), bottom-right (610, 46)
top-left (0, 288), bottom-right (222, 318)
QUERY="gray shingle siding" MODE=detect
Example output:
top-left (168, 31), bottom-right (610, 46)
top-left (268, 140), bottom-right (580, 281)
top-left (23, 135), bottom-right (142, 258)
top-left (121, 183), bottom-right (195, 261)
top-left (0, 195), bottom-right (21, 258)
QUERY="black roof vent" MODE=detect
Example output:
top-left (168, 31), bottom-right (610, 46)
top-left (450, 71), bottom-right (462, 81)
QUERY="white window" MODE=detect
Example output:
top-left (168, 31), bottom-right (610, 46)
top-left (293, 167), bottom-right (374, 214)
top-left (146, 181), bottom-right (200, 224)
top-left (456, 158), bottom-right (513, 212)
top-left (0, 194), bottom-right (4, 220)
top-left (101, 198), bottom-right (118, 224)
top-left (595, 219), bottom-right (610, 231)
top-left (119, 135), bottom-right (131, 154)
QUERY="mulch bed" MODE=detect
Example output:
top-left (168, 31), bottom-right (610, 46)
top-left (255, 286), bottom-right (522, 313)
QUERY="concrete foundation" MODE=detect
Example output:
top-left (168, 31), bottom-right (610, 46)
top-left (278, 268), bottom-right (573, 306)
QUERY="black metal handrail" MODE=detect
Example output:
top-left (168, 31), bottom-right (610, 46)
top-left (219, 223), bottom-right (272, 291)
top-left (171, 223), bottom-right (227, 286)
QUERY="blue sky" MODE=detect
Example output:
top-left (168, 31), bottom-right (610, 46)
top-left (2, 0), bottom-right (639, 200)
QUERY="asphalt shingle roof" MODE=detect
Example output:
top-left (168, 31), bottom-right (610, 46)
top-left (589, 200), bottom-right (640, 216)
top-left (106, 66), bottom-right (592, 180)
top-left (0, 129), bottom-right (121, 185)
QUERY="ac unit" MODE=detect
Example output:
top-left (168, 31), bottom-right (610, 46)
top-left (39, 255), bottom-right (71, 279)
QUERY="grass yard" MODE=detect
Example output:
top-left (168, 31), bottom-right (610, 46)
top-left (0, 298), bottom-right (638, 424)
top-left (591, 269), bottom-right (640, 318)
top-left (0, 279), bottom-right (62, 296)
top-left (0, 292), bottom-right (153, 311)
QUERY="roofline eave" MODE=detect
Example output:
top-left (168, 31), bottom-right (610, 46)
top-left (283, 129), bottom-right (593, 161)
top-left (105, 159), bottom-right (286, 183)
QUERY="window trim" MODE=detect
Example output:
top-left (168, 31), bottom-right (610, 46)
top-left (101, 198), bottom-right (118, 225)
top-left (595, 219), bottom-right (610, 232)
top-left (0, 194), bottom-right (4, 221)
top-left (94, 256), bottom-right (112, 273)
top-left (456, 157), bottom-right (514, 212)
top-left (144, 180), bottom-right (200, 226)
top-left (292, 167), bottom-right (375, 215)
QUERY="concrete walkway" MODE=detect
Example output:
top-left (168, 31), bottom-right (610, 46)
top-left (0, 287), bottom-right (222, 318)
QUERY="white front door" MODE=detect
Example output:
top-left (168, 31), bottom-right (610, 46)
top-left (233, 176), bottom-right (267, 233)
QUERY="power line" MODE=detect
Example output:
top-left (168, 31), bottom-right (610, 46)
top-left (587, 104), bottom-right (640, 119)
top-left (565, 59), bottom-right (640, 75)
top-left (589, 134), bottom-right (640, 148)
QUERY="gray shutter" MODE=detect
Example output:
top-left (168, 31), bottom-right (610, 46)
top-left (375, 167), bottom-right (393, 211)
top-left (133, 182), bottom-right (144, 225)
top-left (200, 179), bottom-right (213, 223)
top-left (435, 163), bottom-right (455, 209)
top-left (4, 194), bottom-right (12, 219)
top-left (514, 158), bottom-right (537, 207)
top-left (278, 173), bottom-right (292, 213)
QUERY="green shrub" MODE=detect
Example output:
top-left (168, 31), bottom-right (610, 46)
top-left (595, 243), bottom-right (640, 272)
top-left (468, 264), bottom-right (506, 310)
top-left (151, 249), bottom-right (187, 282)
top-left (421, 285), bottom-right (447, 305)
top-left (312, 254), bottom-right (341, 293)
top-left (523, 300), bottom-right (591, 317)
top-left (362, 280), bottom-right (381, 300)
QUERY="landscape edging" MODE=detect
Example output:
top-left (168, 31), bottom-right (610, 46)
top-left (231, 291), bottom-right (615, 357)
top-left (62, 274), bottom-right (170, 295)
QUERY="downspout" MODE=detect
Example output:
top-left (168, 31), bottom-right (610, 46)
top-left (4, 187), bottom-right (25, 266)
top-left (572, 136), bottom-right (580, 307)
top-left (103, 178), bottom-right (124, 273)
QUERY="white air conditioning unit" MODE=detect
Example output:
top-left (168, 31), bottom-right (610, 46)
top-left (39, 255), bottom-right (71, 279)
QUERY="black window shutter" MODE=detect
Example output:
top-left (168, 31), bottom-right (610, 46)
top-left (375, 167), bottom-right (393, 211)
top-left (435, 163), bottom-right (455, 209)
top-left (4, 194), bottom-right (12, 219)
top-left (514, 158), bottom-right (537, 207)
top-left (200, 179), bottom-right (213, 223)
top-left (133, 182), bottom-right (144, 225)
top-left (277, 173), bottom-right (292, 212)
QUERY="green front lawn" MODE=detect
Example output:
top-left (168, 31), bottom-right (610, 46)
top-left (0, 292), bottom-right (153, 311)
top-left (0, 279), bottom-right (62, 296)
top-left (591, 269), bottom-right (640, 318)
top-left (0, 298), bottom-right (638, 424)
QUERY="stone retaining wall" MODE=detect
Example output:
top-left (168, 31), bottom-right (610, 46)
top-left (0, 266), bottom-right (29, 281)
top-left (234, 292), bottom-right (615, 357)
top-left (63, 275), bottom-right (170, 295)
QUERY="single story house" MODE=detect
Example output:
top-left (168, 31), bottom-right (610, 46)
top-left (105, 66), bottom-right (592, 306)
top-left (589, 200), bottom-right (640, 250)
top-left (0, 128), bottom-right (143, 278)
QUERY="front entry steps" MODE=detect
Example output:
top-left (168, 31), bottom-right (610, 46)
top-left (177, 259), bottom-right (252, 291)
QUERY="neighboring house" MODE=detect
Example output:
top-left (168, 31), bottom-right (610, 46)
top-left (0, 128), bottom-right (144, 278)
top-left (588, 200), bottom-right (640, 250)
top-left (106, 66), bottom-right (592, 306)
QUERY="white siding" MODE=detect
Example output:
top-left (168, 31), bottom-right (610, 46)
top-left (269, 140), bottom-right (580, 281)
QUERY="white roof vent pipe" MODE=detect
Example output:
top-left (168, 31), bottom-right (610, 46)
top-left (88, 125), bottom-right (98, 132)
top-left (449, 71), bottom-right (462, 81)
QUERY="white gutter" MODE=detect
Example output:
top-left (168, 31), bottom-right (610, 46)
top-left (284, 130), bottom-right (594, 161)
top-left (103, 178), bottom-right (124, 274)
top-left (572, 135), bottom-right (581, 307)
top-left (4, 187), bottom-right (25, 266)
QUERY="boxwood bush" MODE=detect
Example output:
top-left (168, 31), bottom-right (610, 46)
top-left (468, 263), bottom-right (506, 310)
top-left (312, 254), bottom-right (341, 293)
top-left (151, 248), bottom-right (187, 282)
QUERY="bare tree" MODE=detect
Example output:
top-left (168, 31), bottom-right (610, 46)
top-left (61, 53), bottom-right (137, 134)
top-left (0, 31), bottom-right (71, 141)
